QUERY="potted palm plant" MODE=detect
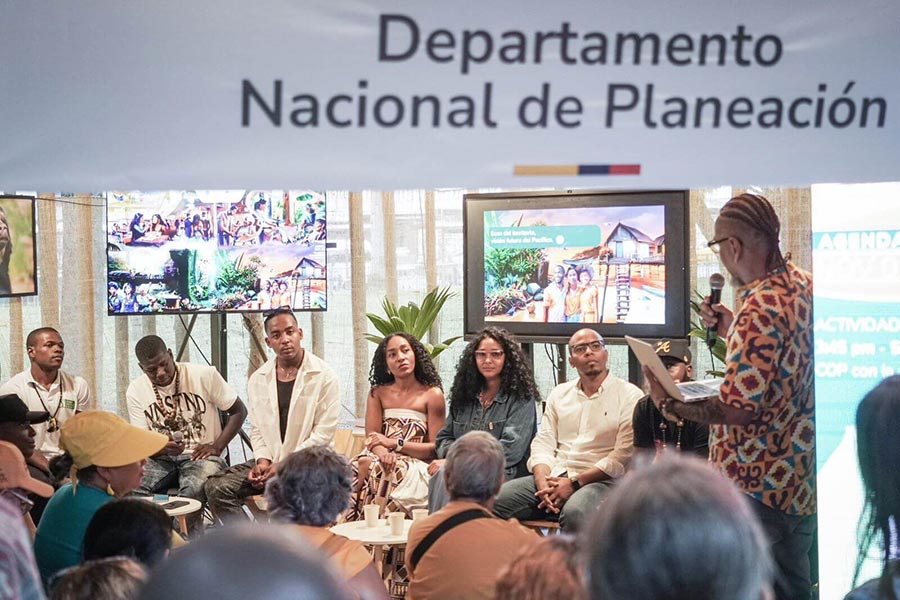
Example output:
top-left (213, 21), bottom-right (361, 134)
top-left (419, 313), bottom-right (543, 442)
top-left (688, 291), bottom-right (727, 376)
top-left (365, 286), bottom-right (461, 358)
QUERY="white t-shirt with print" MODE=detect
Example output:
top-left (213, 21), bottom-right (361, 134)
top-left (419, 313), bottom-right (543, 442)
top-left (126, 362), bottom-right (237, 454)
top-left (0, 369), bottom-right (92, 459)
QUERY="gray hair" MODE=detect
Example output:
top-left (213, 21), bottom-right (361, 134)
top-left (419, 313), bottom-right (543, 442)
top-left (50, 557), bottom-right (146, 600)
top-left (444, 431), bottom-right (505, 503)
top-left (138, 525), bottom-right (350, 600)
top-left (265, 445), bottom-right (352, 526)
top-left (584, 454), bottom-right (773, 600)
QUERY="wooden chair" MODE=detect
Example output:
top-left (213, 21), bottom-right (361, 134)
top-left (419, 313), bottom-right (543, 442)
top-left (521, 520), bottom-right (562, 536)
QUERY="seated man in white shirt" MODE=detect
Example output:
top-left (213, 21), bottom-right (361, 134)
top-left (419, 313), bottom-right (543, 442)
top-left (0, 328), bottom-right (91, 486)
top-left (127, 335), bottom-right (248, 533)
top-left (204, 308), bottom-right (341, 523)
top-left (493, 328), bottom-right (644, 532)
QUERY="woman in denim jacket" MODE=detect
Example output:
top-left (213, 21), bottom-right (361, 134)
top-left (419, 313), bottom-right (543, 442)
top-left (427, 327), bottom-right (539, 512)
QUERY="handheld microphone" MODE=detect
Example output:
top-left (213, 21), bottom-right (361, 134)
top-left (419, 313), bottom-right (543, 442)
top-left (706, 273), bottom-right (725, 349)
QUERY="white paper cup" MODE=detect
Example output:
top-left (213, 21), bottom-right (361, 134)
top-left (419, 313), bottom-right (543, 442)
top-left (388, 512), bottom-right (405, 536)
top-left (412, 508), bottom-right (429, 521)
top-left (363, 504), bottom-right (379, 528)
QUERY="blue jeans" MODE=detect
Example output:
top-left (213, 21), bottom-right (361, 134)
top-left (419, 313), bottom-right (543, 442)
top-left (492, 474), bottom-right (613, 532)
top-left (139, 454), bottom-right (226, 532)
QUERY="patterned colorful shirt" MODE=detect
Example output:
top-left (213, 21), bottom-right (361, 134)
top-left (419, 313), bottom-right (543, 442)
top-left (710, 262), bottom-right (816, 516)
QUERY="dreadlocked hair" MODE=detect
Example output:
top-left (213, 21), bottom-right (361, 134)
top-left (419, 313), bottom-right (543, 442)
top-left (719, 193), bottom-right (792, 276)
top-left (448, 327), bottom-right (541, 418)
top-left (368, 332), bottom-right (442, 393)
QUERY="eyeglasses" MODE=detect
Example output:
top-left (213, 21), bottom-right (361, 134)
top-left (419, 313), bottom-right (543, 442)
top-left (1, 489), bottom-right (34, 516)
top-left (474, 350), bottom-right (505, 361)
top-left (707, 236), bottom-right (734, 254)
top-left (570, 340), bottom-right (605, 356)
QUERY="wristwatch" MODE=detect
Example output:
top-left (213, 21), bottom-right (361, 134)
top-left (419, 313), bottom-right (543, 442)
top-left (570, 476), bottom-right (582, 492)
top-left (396, 438), bottom-right (405, 452)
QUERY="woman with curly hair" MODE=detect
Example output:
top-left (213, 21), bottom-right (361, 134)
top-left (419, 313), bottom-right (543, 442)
top-left (427, 327), bottom-right (538, 512)
top-left (346, 332), bottom-right (445, 520)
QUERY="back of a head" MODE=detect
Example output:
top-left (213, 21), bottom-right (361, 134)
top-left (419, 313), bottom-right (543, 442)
top-left (84, 499), bottom-right (172, 567)
top-left (444, 431), bottom-right (505, 503)
top-left (50, 557), bottom-right (146, 600)
top-left (265, 445), bottom-right (352, 526)
top-left (855, 375), bottom-right (900, 594)
top-left (584, 454), bottom-right (772, 600)
top-left (495, 536), bottom-right (586, 600)
top-left (138, 525), bottom-right (350, 600)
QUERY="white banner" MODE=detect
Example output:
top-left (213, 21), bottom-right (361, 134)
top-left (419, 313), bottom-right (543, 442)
top-left (1, 0), bottom-right (898, 190)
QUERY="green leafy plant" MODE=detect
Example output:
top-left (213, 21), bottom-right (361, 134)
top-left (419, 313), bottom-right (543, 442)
top-left (688, 290), bottom-right (727, 377)
top-left (365, 286), bottom-right (461, 358)
top-left (484, 247), bottom-right (543, 293)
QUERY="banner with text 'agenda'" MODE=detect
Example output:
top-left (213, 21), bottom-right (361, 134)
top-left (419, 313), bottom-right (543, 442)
top-left (0, 0), bottom-right (899, 190)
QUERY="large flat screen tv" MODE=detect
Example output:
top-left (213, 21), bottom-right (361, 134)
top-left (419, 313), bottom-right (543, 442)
top-left (106, 190), bottom-right (326, 314)
top-left (464, 190), bottom-right (689, 343)
top-left (0, 195), bottom-right (37, 298)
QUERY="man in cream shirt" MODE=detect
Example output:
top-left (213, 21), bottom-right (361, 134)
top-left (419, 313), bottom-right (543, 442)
top-left (493, 328), bottom-right (643, 531)
top-left (205, 308), bottom-right (340, 523)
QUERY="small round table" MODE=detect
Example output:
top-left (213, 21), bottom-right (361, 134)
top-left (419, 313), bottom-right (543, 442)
top-left (331, 519), bottom-right (413, 599)
top-left (148, 496), bottom-right (202, 536)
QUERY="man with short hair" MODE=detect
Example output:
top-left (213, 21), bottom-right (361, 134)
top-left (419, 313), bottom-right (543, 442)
top-left (126, 335), bottom-right (247, 531)
top-left (0, 327), bottom-right (91, 479)
top-left (493, 328), bottom-right (644, 532)
top-left (632, 339), bottom-right (709, 459)
top-left (0, 394), bottom-right (51, 523)
top-left (204, 308), bottom-right (340, 523)
top-left (542, 265), bottom-right (567, 323)
top-left (407, 431), bottom-right (538, 600)
top-left (645, 194), bottom-right (816, 600)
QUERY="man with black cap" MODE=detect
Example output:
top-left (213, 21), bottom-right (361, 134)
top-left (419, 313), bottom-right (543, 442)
top-left (632, 339), bottom-right (709, 459)
top-left (0, 393), bottom-right (52, 522)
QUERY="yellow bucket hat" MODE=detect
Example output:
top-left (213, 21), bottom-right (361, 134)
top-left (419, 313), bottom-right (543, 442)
top-left (59, 410), bottom-right (167, 469)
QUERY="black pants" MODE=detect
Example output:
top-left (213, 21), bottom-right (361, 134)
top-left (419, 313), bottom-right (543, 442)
top-left (751, 499), bottom-right (817, 600)
top-left (27, 465), bottom-right (52, 525)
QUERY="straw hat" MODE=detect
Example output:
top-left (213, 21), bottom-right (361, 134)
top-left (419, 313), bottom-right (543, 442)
top-left (59, 411), bottom-right (167, 469)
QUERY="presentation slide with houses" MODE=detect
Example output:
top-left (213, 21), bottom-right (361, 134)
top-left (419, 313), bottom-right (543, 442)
top-left (482, 205), bottom-right (666, 325)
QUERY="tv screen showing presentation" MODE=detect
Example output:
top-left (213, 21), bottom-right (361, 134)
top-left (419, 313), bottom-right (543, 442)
top-left (0, 195), bottom-right (37, 298)
top-left (463, 190), bottom-right (689, 342)
top-left (106, 190), bottom-right (326, 314)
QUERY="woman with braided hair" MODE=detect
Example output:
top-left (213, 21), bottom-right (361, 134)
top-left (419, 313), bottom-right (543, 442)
top-left (427, 327), bottom-right (539, 512)
top-left (347, 333), bottom-right (445, 520)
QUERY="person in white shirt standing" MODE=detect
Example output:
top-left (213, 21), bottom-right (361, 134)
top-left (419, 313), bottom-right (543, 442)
top-left (127, 335), bottom-right (247, 533)
top-left (0, 327), bottom-right (91, 483)
top-left (204, 308), bottom-right (340, 523)
top-left (493, 328), bottom-right (643, 532)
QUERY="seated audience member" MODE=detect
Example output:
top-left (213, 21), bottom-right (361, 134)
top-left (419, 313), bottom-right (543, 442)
top-left (428, 327), bottom-right (538, 513)
top-left (138, 525), bottom-right (352, 600)
top-left (584, 454), bottom-right (773, 600)
top-left (495, 536), bottom-right (586, 600)
top-left (847, 375), bottom-right (900, 600)
top-left (348, 333), bottom-right (444, 520)
top-left (407, 431), bottom-right (538, 600)
top-left (49, 557), bottom-right (146, 600)
top-left (632, 339), bottom-right (709, 459)
top-left (0, 393), bottom-right (51, 523)
top-left (266, 446), bottom-right (388, 600)
top-left (0, 327), bottom-right (92, 520)
top-left (0, 440), bottom-right (54, 600)
top-left (494, 329), bottom-right (643, 532)
top-left (83, 499), bottom-right (173, 568)
top-left (204, 309), bottom-right (340, 523)
top-left (34, 411), bottom-right (167, 584)
top-left (126, 334), bottom-right (247, 534)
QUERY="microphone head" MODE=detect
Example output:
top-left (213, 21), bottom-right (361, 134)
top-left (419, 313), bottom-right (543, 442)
top-left (171, 431), bottom-right (184, 443)
top-left (709, 273), bottom-right (726, 290)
